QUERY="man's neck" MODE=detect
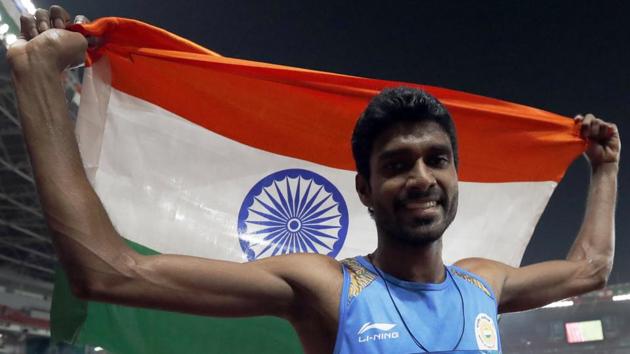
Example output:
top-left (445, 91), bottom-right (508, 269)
top-left (370, 238), bottom-right (445, 284)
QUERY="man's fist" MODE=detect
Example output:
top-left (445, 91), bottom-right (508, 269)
top-left (576, 114), bottom-right (621, 169)
top-left (7, 5), bottom-right (88, 75)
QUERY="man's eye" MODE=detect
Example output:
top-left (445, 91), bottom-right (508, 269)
top-left (385, 161), bottom-right (408, 172)
top-left (429, 156), bottom-right (450, 167)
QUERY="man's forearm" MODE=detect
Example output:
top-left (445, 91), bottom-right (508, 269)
top-left (14, 63), bottom-right (88, 209)
top-left (567, 162), bottom-right (617, 279)
top-left (13, 60), bottom-right (133, 291)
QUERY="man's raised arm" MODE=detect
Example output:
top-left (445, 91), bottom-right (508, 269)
top-left (457, 114), bottom-right (620, 313)
top-left (7, 6), bottom-right (341, 320)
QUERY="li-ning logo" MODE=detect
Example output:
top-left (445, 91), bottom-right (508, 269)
top-left (357, 322), bottom-right (400, 343)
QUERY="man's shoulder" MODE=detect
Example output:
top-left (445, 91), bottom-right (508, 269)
top-left (453, 257), bottom-right (511, 300)
top-left (255, 252), bottom-right (342, 276)
top-left (454, 257), bottom-right (510, 274)
top-left (254, 253), bottom-right (344, 295)
top-left (261, 253), bottom-right (344, 328)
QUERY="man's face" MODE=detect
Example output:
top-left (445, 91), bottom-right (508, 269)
top-left (356, 120), bottom-right (459, 246)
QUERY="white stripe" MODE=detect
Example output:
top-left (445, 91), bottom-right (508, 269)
top-left (77, 66), bottom-right (556, 267)
top-left (444, 181), bottom-right (555, 265)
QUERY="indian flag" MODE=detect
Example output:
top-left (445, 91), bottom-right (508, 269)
top-left (51, 18), bottom-right (585, 354)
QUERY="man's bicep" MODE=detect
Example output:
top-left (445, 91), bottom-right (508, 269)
top-left (499, 259), bottom-right (606, 313)
top-left (85, 252), bottom-right (335, 319)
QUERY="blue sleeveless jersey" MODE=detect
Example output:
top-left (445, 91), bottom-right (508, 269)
top-left (333, 256), bottom-right (501, 354)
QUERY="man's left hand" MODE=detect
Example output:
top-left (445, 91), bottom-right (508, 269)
top-left (576, 114), bottom-right (621, 169)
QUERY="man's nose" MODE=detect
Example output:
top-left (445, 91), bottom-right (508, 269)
top-left (405, 159), bottom-right (436, 191)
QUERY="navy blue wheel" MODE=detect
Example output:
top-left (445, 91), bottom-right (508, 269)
top-left (237, 169), bottom-right (349, 261)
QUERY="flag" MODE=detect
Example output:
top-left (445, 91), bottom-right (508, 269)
top-left (51, 17), bottom-right (585, 354)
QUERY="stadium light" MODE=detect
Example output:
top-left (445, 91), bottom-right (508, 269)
top-left (5, 33), bottom-right (17, 45)
top-left (612, 293), bottom-right (630, 302)
top-left (543, 300), bottom-right (574, 308)
top-left (18, 0), bottom-right (37, 15)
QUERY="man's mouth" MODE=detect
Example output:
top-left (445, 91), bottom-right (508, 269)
top-left (404, 200), bottom-right (438, 210)
top-left (400, 199), bottom-right (442, 220)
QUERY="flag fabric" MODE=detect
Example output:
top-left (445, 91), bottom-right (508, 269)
top-left (51, 17), bottom-right (585, 354)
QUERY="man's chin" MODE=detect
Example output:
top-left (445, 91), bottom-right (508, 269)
top-left (394, 221), bottom-right (445, 246)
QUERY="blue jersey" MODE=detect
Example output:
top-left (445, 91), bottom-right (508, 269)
top-left (333, 256), bottom-right (501, 354)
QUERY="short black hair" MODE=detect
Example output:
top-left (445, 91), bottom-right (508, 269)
top-left (351, 86), bottom-right (458, 179)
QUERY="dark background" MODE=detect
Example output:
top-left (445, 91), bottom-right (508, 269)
top-left (37, 0), bottom-right (629, 284)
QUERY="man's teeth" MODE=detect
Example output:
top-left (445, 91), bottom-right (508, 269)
top-left (408, 201), bottom-right (437, 209)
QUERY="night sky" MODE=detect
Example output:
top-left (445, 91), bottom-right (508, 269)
top-left (37, 1), bottom-right (629, 284)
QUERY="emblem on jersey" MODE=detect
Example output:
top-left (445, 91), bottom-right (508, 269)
top-left (237, 169), bottom-right (349, 261)
top-left (341, 258), bottom-right (376, 303)
top-left (452, 269), bottom-right (492, 298)
top-left (474, 313), bottom-right (498, 350)
top-left (357, 322), bottom-right (400, 343)
top-left (358, 322), bottom-right (397, 334)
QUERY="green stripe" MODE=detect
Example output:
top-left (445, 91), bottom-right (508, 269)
top-left (52, 240), bottom-right (304, 354)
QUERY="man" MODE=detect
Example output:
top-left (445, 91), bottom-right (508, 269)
top-left (7, 5), bottom-right (619, 353)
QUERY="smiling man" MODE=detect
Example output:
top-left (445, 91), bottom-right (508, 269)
top-left (8, 5), bottom-right (620, 354)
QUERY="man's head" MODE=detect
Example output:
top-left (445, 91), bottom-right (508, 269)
top-left (352, 87), bottom-right (459, 246)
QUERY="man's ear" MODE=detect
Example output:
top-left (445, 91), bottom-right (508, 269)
top-left (355, 174), bottom-right (372, 208)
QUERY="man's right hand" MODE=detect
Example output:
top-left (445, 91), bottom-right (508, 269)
top-left (7, 5), bottom-right (88, 76)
